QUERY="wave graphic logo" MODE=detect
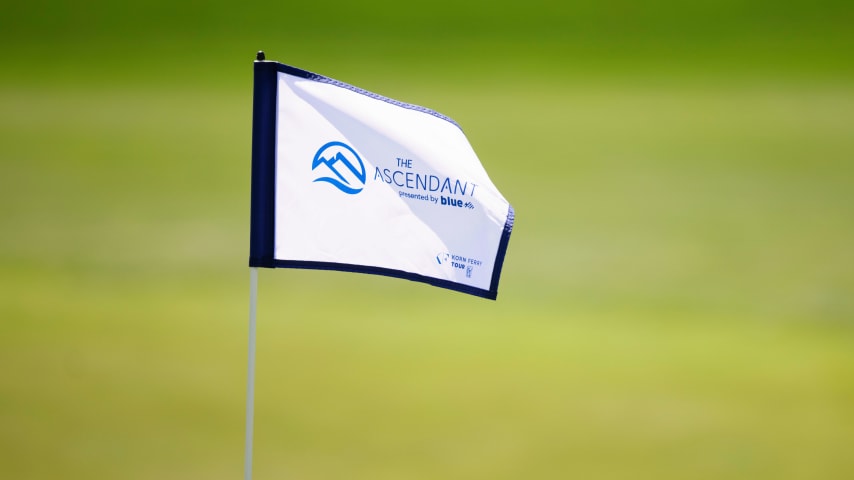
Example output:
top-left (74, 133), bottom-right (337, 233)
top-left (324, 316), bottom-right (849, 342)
top-left (311, 141), bottom-right (367, 194)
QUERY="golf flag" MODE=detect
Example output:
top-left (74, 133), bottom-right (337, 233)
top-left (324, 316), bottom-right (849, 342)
top-left (248, 57), bottom-right (514, 299)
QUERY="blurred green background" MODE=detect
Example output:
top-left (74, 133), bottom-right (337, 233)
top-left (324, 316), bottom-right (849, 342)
top-left (2, 1), bottom-right (853, 478)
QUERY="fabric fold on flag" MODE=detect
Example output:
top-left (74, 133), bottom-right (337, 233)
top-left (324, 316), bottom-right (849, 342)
top-left (249, 60), bottom-right (514, 299)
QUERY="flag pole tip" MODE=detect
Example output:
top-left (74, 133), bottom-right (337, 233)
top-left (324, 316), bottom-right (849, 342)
top-left (256, 51), bottom-right (266, 61)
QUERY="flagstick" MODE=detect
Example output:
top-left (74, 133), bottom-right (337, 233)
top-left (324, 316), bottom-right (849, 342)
top-left (244, 267), bottom-right (259, 480)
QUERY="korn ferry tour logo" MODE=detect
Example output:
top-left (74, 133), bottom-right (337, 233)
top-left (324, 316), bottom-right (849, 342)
top-left (437, 251), bottom-right (482, 279)
top-left (312, 141), bottom-right (367, 194)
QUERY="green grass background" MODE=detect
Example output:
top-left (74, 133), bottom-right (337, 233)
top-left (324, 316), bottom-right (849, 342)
top-left (2, 1), bottom-right (853, 478)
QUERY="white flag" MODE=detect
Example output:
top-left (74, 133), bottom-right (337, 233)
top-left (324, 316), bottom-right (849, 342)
top-left (249, 59), bottom-right (514, 299)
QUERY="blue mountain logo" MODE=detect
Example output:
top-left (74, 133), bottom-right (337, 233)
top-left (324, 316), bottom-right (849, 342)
top-left (312, 141), bottom-right (366, 194)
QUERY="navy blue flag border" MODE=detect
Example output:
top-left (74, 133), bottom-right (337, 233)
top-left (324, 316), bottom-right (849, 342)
top-left (248, 58), bottom-right (514, 300)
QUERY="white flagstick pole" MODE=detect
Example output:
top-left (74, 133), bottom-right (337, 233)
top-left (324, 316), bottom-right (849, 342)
top-left (244, 267), bottom-right (259, 480)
